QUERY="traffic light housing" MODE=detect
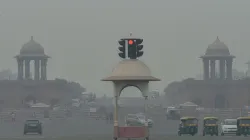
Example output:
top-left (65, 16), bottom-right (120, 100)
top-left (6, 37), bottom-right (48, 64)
top-left (127, 40), bottom-right (137, 59)
top-left (136, 39), bottom-right (143, 57)
top-left (118, 39), bottom-right (125, 58)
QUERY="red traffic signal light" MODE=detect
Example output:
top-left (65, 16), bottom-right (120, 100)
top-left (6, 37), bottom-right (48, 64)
top-left (128, 40), bottom-right (134, 45)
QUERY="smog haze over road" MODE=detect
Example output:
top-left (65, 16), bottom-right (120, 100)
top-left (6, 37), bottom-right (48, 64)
top-left (0, 0), bottom-right (250, 140)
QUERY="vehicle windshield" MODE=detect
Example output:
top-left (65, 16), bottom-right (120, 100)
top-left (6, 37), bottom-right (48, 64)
top-left (185, 119), bottom-right (198, 124)
top-left (137, 115), bottom-right (145, 120)
top-left (26, 120), bottom-right (39, 124)
top-left (205, 119), bottom-right (217, 124)
top-left (239, 119), bottom-right (250, 124)
top-left (169, 110), bottom-right (179, 114)
top-left (224, 120), bottom-right (237, 125)
top-left (127, 115), bottom-right (137, 119)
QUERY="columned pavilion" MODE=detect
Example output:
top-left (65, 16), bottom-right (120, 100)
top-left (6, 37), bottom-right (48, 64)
top-left (15, 36), bottom-right (50, 80)
top-left (200, 37), bottom-right (235, 80)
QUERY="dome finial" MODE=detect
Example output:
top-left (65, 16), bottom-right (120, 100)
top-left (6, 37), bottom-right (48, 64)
top-left (31, 36), bottom-right (33, 41)
top-left (216, 36), bottom-right (220, 41)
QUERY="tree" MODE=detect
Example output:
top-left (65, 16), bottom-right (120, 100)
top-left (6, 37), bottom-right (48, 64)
top-left (25, 95), bottom-right (37, 104)
top-left (191, 98), bottom-right (202, 106)
top-left (54, 78), bottom-right (86, 97)
top-left (50, 98), bottom-right (59, 107)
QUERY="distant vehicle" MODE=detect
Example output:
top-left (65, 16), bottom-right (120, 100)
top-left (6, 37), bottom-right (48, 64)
top-left (236, 117), bottom-right (250, 136)
top-left (23, 120), bottom-right (42, 135)
top-left (202, 117), bottom-right (219, 136)
top-left (220, 119), bottom-right (237, 136)
top-left (178, 117), bottom-right (198, 136)
top-left (166, 107), bottom-right (181, 120)
top-left (125, 114), bottom-right (153, 128)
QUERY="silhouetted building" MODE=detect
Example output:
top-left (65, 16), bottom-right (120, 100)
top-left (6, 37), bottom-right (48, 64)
top-left (200, 37), bottom-right (235, 80)
top-left (0, 36), bottom-right (84, 108)
top-left (165, 37), bottom-right (250, 108)
top-left (15, 36), bottom-right (49, 80)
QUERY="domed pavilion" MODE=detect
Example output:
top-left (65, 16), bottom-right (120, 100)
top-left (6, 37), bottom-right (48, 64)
top-left (15, 36), bottom-right (50, 80)
top-left (102, 59), bottom-right (159, 81)
top-left (200, 37), bottom-right (235, 80)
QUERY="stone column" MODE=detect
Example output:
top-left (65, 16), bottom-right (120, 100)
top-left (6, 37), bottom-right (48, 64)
top-left (41, 59), bottom-right (47, 80)
top-left (203, 59), bottom-right (209, 80)
top-left (17, 59), bottom-right (24, 80)
top-left (219, 59), bottom-right (226, 79)
top-left (34, 59), bottom-right (40, 80)
top-left (226, 58), bottom-right (233, 80)
top-left (210, 59), bottom-right (216, 79)
top-left (144, 96), bottom-right (148, 126)
top-left (25, 59), bottom-right (30, 79)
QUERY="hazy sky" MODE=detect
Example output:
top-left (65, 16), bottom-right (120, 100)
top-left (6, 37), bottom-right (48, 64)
top-left (1, 0), bottom-right (250, 97)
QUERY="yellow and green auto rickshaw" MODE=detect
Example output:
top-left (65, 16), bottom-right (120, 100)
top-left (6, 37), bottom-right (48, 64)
top-left (178, 117), bottom-right (198, 136)
top-left (236, 117), bottom-right (250, 136)
top-left (202, 117), bottom-right (219, 136)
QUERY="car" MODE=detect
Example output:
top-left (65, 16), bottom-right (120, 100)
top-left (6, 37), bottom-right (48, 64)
top-left (125, 114), bottom-right (153, 128)
top-left (220, 119), bottom-right (237, 136)
top-left (23, 120), bottom-right (42, 135)
top-left (166, 107), bottom-right (181, 120)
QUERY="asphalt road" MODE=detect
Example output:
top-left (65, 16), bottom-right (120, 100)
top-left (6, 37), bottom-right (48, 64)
top-left (0, 111), bottom-right (247, 140)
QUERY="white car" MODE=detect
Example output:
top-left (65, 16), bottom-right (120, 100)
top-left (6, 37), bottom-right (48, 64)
top-left (125, 114), bottom-right (153, 128)
top-left (221, 119), bottom-right (237, 136)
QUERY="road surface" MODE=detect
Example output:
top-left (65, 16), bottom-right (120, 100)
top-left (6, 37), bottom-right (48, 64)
top-left (0, 111), bottom-right (247, 139)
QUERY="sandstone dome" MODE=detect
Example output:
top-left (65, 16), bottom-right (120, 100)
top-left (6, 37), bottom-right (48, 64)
top-left (205, 36), bottom-right (230, 56)
top-left (20, 36), bottom-right (45, 56)
top-left (102, 59), bottom-right (160, 81)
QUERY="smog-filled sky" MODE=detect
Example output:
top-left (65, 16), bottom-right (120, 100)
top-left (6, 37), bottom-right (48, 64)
top-left (0, 0), bottom-right (250, 96)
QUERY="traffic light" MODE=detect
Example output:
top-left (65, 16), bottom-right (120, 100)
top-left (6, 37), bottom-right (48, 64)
top-left (118, 39), bottom-right (125, 58)
top-left (127, 39), bottom-right (137, 59)
top-left (136, 39), bottom-right (143, 57)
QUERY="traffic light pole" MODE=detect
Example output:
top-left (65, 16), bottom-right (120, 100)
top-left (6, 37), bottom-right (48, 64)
top-left (125, 40), bottom-right (128, 58)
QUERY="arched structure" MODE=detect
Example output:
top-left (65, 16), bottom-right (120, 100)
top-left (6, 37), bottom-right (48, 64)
top-left (15, 36), bottom-right (50, 80)
top-left (102, 59), bottom-right (160, 140)
top-left (200, 37), bottom-right (235, 80)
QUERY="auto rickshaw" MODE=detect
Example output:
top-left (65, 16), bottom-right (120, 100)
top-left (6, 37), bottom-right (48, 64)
top-left (178, 117), bottom-right (198, 136)
top-left (236, 117), bottom-right (250, 136)
top-left (202, 117), bottom-right (219, 136)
